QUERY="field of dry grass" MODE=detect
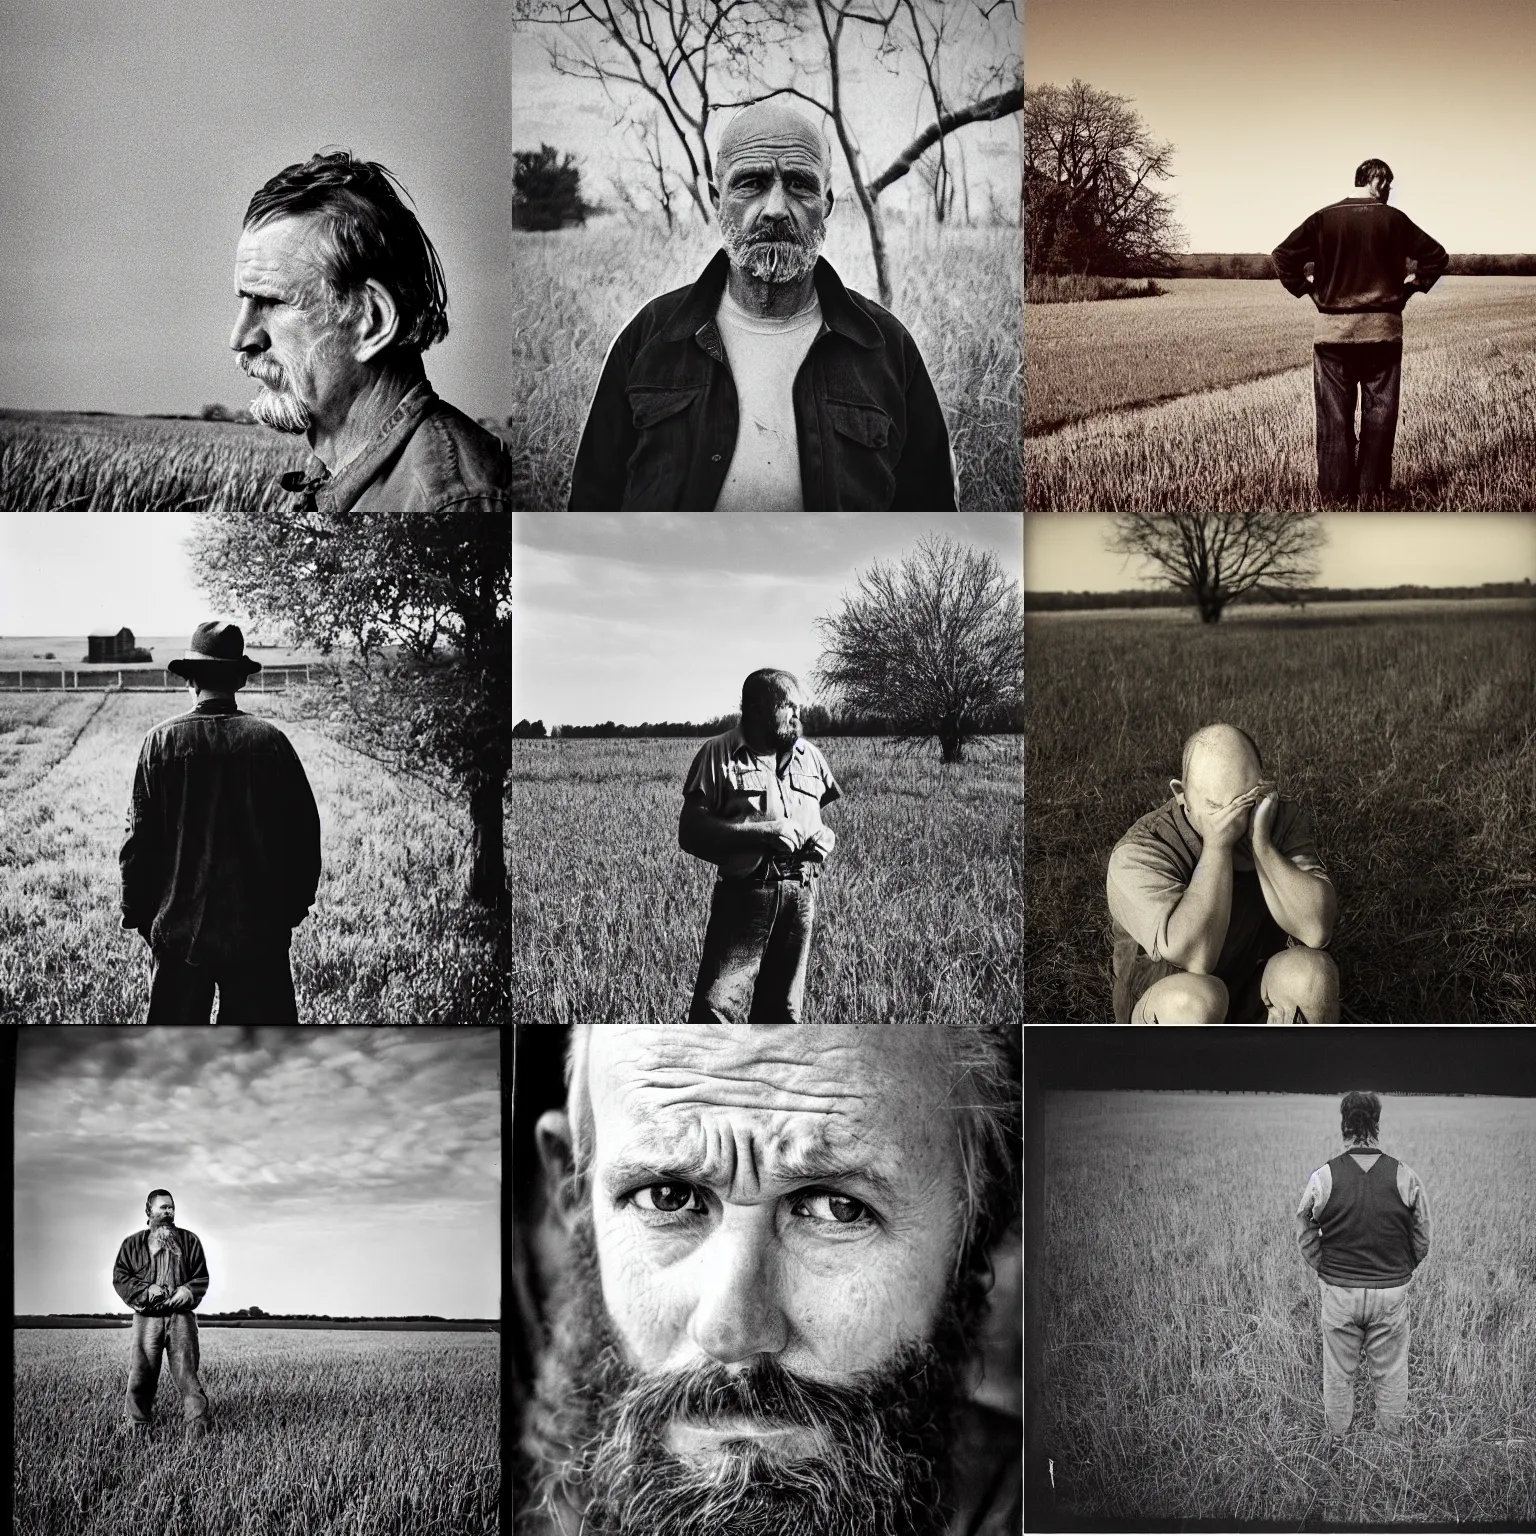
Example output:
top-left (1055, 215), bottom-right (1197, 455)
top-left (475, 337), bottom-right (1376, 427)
top-left (0, 693), bottom-right (509, 1023)
top-left (510, 216), bottom-right (1022, 511)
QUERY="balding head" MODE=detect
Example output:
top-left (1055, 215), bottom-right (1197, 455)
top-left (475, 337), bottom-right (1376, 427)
top-left (1180, 723), bottom-right (1264, 794)
top-left (716, 101), bottom-right (832, 191)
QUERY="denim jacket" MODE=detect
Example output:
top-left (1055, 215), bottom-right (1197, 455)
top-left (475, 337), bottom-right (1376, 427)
top-left (120, 700), bottom-right (322, 965)
top-left (279, 380), bottom-right (515, 514)
top-left (568, 251), bottom-right (956, 510)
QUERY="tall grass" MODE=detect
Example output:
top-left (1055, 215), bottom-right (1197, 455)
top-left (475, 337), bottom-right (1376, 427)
top-left (0, 693), bottom-right (510, 1023)
top-left (1025, 274), bottom-right (1166, 304)
top-left (13, 1328), bottom-right (499, 1535)
top-left (1042, 1091), bottom-right (1536, 1523)
top-left (510, 215), bottom-right (1021, 510)
top-left (511, 734), bottom-right (1022, 1023)
top-left (1024, 600), bottom-right (1536, 1022)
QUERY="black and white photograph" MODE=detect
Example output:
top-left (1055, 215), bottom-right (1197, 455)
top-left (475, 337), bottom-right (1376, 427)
top-left (0, 512), bottom-right (510, 1024)
top-left (511, 511), bottom-right (1023, 1024)
top-left (508, 0), bottom-right (1023, 511)
top-left (1024, 510), bottom-right (1536, 1024)
top-left (11, 1026), bottom-right (502, 1535)
top-left (513, 1019), bottom-right (1022, 1534)
top-left (1024, 0), bottom-right (1536, 514)
top-left (1025, 1027), bottom-right (1536, 1529)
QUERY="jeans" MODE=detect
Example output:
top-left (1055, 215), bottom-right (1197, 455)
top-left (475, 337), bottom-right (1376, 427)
top-left (688, 874), bottom-right (817, 1022)
top-left (1318, 1277), bottom-right (1411, 1435)
top-left (147, 951), bottom-right (298, 1023)
top-left (125, 1311), bottom-right (209, 1432)
top-left (1313, 341), bottom-right (1402, 503)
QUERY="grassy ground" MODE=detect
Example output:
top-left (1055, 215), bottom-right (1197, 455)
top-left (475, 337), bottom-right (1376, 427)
top-left (1024, 278), bottom-right (1536, 512)
top-left (1041, 1091), bottom-right (1536, 1524)
top-left (510, 215), bottom-right (1022, 511)
top-left (12, 1328), bottom-right (499, 1536)
top-left (1025, 600), bottom-right (1536, 1023)
top-left (0, 693), bottom-right (510, 1023)
top-left (511, 733), bottom-right (1022, 1023)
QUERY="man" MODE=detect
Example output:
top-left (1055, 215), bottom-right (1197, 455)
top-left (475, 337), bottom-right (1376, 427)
top-left (519, 1021), bottom-right (1022, 1535)
top-left (1273, 158), bottom-right (1448, 505)
top-left (1296, 1092), bottom-right (1431, 1440)
top-left (569, 100), bottom-right (956, 510)
top-left (231, 149), bottom-right (514, 512)
top-left (112, 1190), bottom-right (212, 1436)
top-left (120, 622), bottom-right (322, 1023)
top-left (679, 669), bottom-right (840, 1022)
top-left (1107, 723), bottom-right (1339, 1023)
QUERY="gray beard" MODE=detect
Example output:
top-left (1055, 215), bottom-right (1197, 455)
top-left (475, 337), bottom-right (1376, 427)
top-left (720, 215), bottom-right (825, 288)
top-left (148, 1222), bottom-right (179, 1254)
top-left (249, 384), bottom-right (312, 435)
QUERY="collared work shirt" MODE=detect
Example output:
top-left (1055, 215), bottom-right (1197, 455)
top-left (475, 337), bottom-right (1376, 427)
top-left (278, 380), bottom-right (515, 513)
top-left (568, 251), bottom-right (956, 511)
top-left (120, 699), bottom-right (322, 965)
top-left (681, 727), bottom-right (842, 879)
top-left (112, 1228), bottom-right (210, 1315)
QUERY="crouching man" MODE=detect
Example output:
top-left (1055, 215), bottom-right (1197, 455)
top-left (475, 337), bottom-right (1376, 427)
top-left (1107, 723), bottom-right (1339, 1022)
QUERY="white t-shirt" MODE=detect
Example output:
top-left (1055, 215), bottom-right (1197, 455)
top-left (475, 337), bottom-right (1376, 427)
top-left (712, 289), bottom-right (822, 511)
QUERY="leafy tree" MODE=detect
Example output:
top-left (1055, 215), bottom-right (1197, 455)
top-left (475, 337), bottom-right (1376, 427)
top-left (513, 144), bottom-right (592, 231)
top-left (191, 509), bottom-right (510, 905)
top-left (813, 534), bottom-right (1022, 763)
top-left (513, 718), bottom-right (548, 738)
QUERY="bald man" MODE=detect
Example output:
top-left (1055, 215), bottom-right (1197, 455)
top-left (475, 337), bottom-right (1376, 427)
top-left (569, 99), bottom-right (956, 511)
top-left (1107, 724), bottom-right (1340, 1023)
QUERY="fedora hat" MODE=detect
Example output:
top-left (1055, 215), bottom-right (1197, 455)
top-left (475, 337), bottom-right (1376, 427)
top-left (166, 621), bottom-right (262, 683)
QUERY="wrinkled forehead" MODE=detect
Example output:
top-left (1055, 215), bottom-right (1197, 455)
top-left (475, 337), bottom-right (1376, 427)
top-left (718, 107), bottom-right (830, 186)
top-left (234, 213), bottom-right (330, 292)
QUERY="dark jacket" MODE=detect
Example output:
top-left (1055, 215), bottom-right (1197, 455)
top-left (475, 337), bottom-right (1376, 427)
top-left (568, 251), bottom-right (956, 511)
top-left (1272, 198), bottom-right (1448, 314)
top-left (278, 379), bottom-right (515, 513)
top-left (120, 699), bottom-right (322, 965)
top-left (112, 1228), bottom-right (210, 1315)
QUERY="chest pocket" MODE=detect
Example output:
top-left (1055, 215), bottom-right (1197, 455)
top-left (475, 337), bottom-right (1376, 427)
top-left (721, 767), bottom-right (768, 819)
top-left (786, 764), bottom-right (825, 809)
top-left (826, 398), bottom-right (897, 509)
top-left (624, 387), bottom-right (700, 508)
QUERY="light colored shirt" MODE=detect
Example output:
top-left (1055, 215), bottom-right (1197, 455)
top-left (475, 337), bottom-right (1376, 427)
top-left (712, 290), bottom-right (821, 511)
top-left (1295, 1148), bottom-right (1432, 1272)
top-left (1315, 309), bottom-right (1403, 344)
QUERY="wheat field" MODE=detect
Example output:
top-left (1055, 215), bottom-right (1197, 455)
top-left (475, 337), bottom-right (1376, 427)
top-left (1041, 1091), bottom-right (1536, 1524)
top-left (0, 692), bottom-right (510, 1024)
top-left (12, 1328), bottom-right (500, 1536)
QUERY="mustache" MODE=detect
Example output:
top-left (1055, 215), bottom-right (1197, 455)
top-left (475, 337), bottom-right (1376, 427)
top-left (239, 356), bottom-right (286, 388)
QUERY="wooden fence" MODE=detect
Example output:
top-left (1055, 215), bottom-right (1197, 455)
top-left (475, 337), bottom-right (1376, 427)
top-left (0, 665), bottom-right (333, 692)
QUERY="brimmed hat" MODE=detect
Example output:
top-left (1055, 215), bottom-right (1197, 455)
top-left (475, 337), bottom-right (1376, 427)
top-left (166, 621), bottom-right (262, 683)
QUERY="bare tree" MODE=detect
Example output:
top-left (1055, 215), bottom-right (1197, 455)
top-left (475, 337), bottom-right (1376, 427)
top-left (813, 534), bottom-right (1023, 763)
top-left (1107, 513), bottom-right (1326, 624)
top-left (1025, 78), bottom-right (1181, 277)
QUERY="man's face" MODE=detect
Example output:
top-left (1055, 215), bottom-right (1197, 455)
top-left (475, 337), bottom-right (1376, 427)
top-left (229, 214), bottom-right (361, 435)
top-left (750, 687), bottom-right (803, 751)
top-left (536, 1023), bottom-right (974, 1535)
top-left (148, 1196), bottom-right (175, 1227)
top-left (713, 143), bottom-right (831, 288)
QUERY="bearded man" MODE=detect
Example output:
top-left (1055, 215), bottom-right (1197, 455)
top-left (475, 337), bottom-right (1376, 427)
top-left (568, 100), bottom-right (956, 510)
top-left (516, 1021), bottom-right (1022, 1536)
top-left (111, 1190), bottom-right (212, 1436)
top-left (230, 149), bottom-right (513, 512)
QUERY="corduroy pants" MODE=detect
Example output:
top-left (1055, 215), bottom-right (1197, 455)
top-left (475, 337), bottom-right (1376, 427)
top-left (125, 1311), bottom-right (209, 1433)
top-left (1318, 1277), bottom-right (1410, 1436)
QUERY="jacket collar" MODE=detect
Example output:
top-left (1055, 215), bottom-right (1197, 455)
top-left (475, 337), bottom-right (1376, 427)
top-left (658, 251), bottom-right (881, 352)
top-left (192, 698), bottom-right (240, 716)
top-left (725, 725), bottom-right (805, 763)
top-left (279, 379), bottom-right (438, 513)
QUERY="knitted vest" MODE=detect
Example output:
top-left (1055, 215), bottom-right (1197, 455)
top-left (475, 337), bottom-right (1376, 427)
top-left (1318, 1149), bottom-right (1415, 1287)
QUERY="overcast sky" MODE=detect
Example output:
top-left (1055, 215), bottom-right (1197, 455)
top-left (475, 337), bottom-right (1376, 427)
top-left (513, 512), bottom-right (1023, 726)
top-left (1025, 514), bottom-right (1536, 593)
top-left (0, 0), bottom-right (509, 419)
top-left (1027, 0), bottom-right (1536, 253)
top-left (14, 1028), bottom-right (500, 1318)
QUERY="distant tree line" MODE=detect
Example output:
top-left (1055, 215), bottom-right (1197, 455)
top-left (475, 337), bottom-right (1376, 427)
top-left (1150, 253), bottom-right (1536, 280)
top-left (517, 702), bottom-right (1024, 740)
top-left (1027, 580), bottom-right (1533, 612)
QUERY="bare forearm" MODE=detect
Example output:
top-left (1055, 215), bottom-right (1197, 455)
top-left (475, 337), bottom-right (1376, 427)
top-left (679, 810), bottom-right (767, 863)
top-left (1163, 846), bottom-right (1233, 974)
top-left (1254, 845), bottom-right (1335, 947)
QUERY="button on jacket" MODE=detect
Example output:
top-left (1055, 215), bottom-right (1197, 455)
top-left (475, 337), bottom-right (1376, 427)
top-left (112, 1229), bottom-right (210, 1314)
top-left (279, 380), bottom-right (515, 513)
top-left (569, 251), bottom-right (957, 511)
top-left (120, 699), bottom-right (322, 966)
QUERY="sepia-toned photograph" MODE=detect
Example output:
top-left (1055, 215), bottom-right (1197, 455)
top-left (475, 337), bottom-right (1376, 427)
top-left (509, 0), bottom-right (1023, 511)
top-left (1024, 510), bottom-right (1536, 1023)
top-left (0, 0), bottom-right (512, 512)
top-left (512, 511), bottom-right (1023, 1024)
top-left (1024, 0), bottom-right (1536, 514)
top-left (513, 1020), bottom-right (1022, 1535)
top-left (0, 513), bottom-right (510, 1024)
top-left (11, 1025), bottom-right (502, 1535)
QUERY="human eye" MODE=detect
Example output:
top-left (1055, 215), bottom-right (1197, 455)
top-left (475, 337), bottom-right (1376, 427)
top-left (790, 1189), bottom-right (876, 1229)
top-left (627, 1181), bottom-right (708, 1219)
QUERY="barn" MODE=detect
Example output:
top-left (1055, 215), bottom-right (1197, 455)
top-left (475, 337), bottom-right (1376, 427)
top-left (84, 627), bottom-right (153, 663)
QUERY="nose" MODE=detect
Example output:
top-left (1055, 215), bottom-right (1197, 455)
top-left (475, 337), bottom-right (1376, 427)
top-left (687, 1222), bottom-right (788, 1366)
top-left (760, 177), bottom-right (790, 222)
top-left (229, 297), bottom-right (265, 355)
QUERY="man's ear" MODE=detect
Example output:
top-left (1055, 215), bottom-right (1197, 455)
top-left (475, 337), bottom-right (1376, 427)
top-left (1170, 777), bottom-right (1186, 807)
top-left (535, 1110), bottom-right (581, 1233)
top-left (707, 180), bottom-right (721, 215)
top-left (824, 184), bottom-right (835, 219)
top-left (352, 278), bottom-right (402, 363)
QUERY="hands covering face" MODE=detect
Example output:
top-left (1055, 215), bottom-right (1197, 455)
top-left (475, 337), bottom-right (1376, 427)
top-left (1205, 781), bottom-right (1277, 851)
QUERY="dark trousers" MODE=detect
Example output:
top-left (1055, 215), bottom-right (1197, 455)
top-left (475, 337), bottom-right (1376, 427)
top-left (688, 874), bottom-right (817, 1022)
top-left (147, 950), bottom-right (298, 1023)
top-left (125, 1311), bottom-right (209, 1433)
top-left (1313, 340), bottom-right (1402, 503)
